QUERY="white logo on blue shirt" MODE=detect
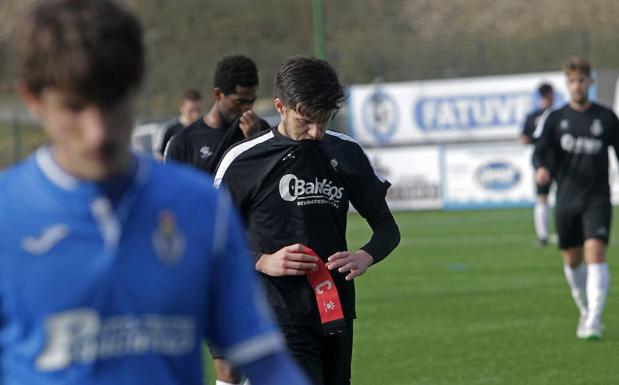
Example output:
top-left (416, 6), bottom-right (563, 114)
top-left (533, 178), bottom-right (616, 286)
top-left (22, 224), bottom-right (70, 255)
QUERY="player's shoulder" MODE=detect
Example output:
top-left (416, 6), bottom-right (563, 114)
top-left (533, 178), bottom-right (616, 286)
top-left (221, 128), bottom-right (275, 162)
top-left (162, 117), bottom-right (181, 130)
top-left (591, 102), bottom-right (618, 118)
top-left (323, 130), bottom-right (367, 153)
top-left (0, 153), bottom-right (41, 200)
top-left (212, 129), bottom-right (276, 186)
top-left (542, 105), bottom-right (567, 122)
top-left (258, 117), bottom-right (272, 131)
top-left (174, 119), bottom-right (201, 137)
top-left (526, 108), bottom-right (543, 120)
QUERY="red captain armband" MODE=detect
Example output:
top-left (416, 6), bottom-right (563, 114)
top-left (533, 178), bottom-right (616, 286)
top-left (303, 246), bottom-right (347, 335)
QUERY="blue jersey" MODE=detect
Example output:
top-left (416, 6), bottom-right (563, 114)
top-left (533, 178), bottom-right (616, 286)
top-left (0, 148), bottom-right (284, 385)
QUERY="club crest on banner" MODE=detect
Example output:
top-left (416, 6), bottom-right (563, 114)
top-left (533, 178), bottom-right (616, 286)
top-left (152, 210), bottom-right (185, 265)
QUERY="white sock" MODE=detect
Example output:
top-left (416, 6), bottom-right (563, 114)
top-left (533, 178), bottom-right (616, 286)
top-left (586, 262), bottom-right (609, 327)
top-left (534, 202), bottom-right (549, 240)
top-left (563, 263), bottom-right (588, 316)
top-left (216, 381), bottom-right (241, 385)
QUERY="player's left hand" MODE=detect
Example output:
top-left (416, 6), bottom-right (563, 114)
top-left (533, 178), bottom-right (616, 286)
top-left (326, 250), bottom-right (374, 281)
top-left (239, 110), bottom-right (261, 138)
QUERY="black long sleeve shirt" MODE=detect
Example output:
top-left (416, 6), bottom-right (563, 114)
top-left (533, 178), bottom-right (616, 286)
top-left (214, 128), bottom-right (400, 325)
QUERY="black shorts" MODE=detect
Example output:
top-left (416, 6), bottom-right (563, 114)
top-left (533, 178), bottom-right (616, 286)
top-left (555, 202), bottom-right (612, 249)
top-left (280, 320), bottom-right (353, 385)
top-left (536, 180), bottom-right (551, 196)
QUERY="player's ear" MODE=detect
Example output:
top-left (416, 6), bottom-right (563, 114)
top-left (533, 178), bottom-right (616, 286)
top-left (274, 98), bottom-right (285, 114)
top-left (15, 82), bottom-right (44, 118)
top-left (213, 88), bottom-right (224, 102)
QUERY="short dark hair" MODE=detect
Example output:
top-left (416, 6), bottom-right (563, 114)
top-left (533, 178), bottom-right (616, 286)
top-left (12, 0), bottom-right (144, 105)
top-left (213, 55), bottom-right (258, 95)
top-left (275, 56), bottom-right (346, 122)
top-left (563, 56), bottom-right (591, 77)
top-left (182, 88), bottom-right (202, 102)
top-left (538, 83), bottom-right (554, 98)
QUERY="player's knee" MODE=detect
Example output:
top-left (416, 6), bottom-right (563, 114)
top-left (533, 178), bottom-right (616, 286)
top-left (214, 359), bottom-right (243, 382)
top-left (561, 248), bottom-right (584, 267)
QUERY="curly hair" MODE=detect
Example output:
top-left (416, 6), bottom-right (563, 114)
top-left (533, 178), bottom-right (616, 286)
top-left (213, 55), bottom-right (258, 95)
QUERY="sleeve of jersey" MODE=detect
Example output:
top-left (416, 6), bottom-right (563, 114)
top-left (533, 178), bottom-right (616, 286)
top-left (348, 144), bottom-right (400, 264)
top-left (532, 111), bottom-right (554, 169)
top-left (153, 125), bottom-right (167, 156)
top-left (163, 134), bottom-right (183, 163)
top-left (522, 114), bottom-right (536, 138)
top-left (610, 112), bottom-right (619, 162)
top-left (204, 189), bottom-right (284, 367)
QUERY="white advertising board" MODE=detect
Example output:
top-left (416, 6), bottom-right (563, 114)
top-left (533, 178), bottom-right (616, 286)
top-left (348, 72), bottom-right (570, 146)
top-left (442, 143), bottom-right (535, 209)
top-left (365, 146), bottom-right (442, 210)
top-left (364, 143), bottom-right (619, 212)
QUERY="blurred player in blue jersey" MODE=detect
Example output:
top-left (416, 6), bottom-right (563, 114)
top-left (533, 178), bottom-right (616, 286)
top-left (521, 83), bottom-right (555, 246)
top-left (0, 1), bottom-right (310, 384)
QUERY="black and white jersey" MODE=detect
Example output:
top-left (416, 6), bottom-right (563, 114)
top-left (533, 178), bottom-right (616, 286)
top-left (524, 107), bottom-right (555, 174)
top-left (164, 117), bottom-right (227, 171)
top-left (522, 108), bottom-right (550, 143)
top-left (214, 128), bottom-right (399, 326)
top-left (533, 103), bottom-right (619, 211)
top-left (155, 118), bottom-right (185, 156)
top-left (164, 116), bottom-right (270, 173)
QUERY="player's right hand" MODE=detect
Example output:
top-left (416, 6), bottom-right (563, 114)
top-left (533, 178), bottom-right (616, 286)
top-left (535, 167), bottom-right (551, 185)
top-left (239, 110), bottom-right (261, 138)
top-left (255, 244), bottom-right (318, 277)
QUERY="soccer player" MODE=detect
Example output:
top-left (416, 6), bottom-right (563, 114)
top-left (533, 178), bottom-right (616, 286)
top-left (164, 55), bottom-right (270, 173)
top-left (0, 1), bottom-right (311, 384)
top-left (153, 88), bottom-right (204, 159)
top-left (163, 55), bottom-right (270, 385)
top-left (522, 83), bottom-right (555, 246)
top-left (214, 56), bottom-right (400, 385)
top-left (533, 57), bottom-right (619, 340)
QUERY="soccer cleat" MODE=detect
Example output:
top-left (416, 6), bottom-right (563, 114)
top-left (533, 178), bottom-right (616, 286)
top-left (536, 238), bottom-right (548, 247)
top-left (578, 320), bottom-right (602, 341)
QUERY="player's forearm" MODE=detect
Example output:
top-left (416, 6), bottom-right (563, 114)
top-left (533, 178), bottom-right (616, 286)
top-left (361, 207), bottom-right (400, 265)
top-left (532, 140), bottom-right (550, 169)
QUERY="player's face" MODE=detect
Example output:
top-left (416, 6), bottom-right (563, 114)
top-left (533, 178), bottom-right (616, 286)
top-left (566, 71), bottom-right (592, 106)
top-left (21, 87), bottom-right (135, 180)
top-left (540, 94), bottom-right (554, 109)
top-left (217, 85), bottom-right (257, 124)
top-left (276, 99), bottom-right (331, 141)
top-left (179, 99), bottom-right (203, 124)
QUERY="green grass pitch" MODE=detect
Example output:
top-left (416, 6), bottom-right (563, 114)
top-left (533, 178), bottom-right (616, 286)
top-left (348, 208), bottom-right (618, 385)
top-left (203, 207), bottom-right (618, 384)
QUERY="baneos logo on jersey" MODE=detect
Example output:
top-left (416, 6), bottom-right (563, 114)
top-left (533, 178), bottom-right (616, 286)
top-left (279, 174), bottom-right (344, 207)
top-left (475, 161), bottom-right (521, 191)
